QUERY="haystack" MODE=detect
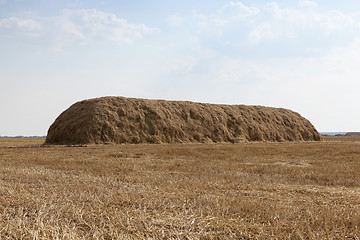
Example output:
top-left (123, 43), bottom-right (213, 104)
top-left (45, 96), bottom-right (321, 144)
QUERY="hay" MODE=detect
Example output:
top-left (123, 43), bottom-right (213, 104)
top-left (45, 96), bottom-right (321, 145)
top-left (345, 132), bottom-right (360, 136)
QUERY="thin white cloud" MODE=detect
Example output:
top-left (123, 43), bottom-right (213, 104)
top-left (0, 8), bottom-right (158, 50)
top-left (321, 10), bottom-right (354, 30)
top-left (298, 0), bottom-right (318, 8)
top-left (67, 0), bottom-right (83, 8)
top-left (192, 12), bottom-right (210, 29)
top-left (220, 1), bottom-right (259, 18)
top-left (191, 1), bottom-right (360, 44)
top-left (168, 58), bottom-right (198, 73)
top-left (57, 9), bottom-right (158, 43)
top-left (264, 2), bottom-right (305, 22)
top-left (165, 14), bottom-right (185, 27)
top-left (193, 2), bottom-right (259, 31)
top-left (248, 22), bottom-right (279, 42)
top-left (58, 16), bottom-right (84, 39)
top-left (0, 17), bottom-right (42, 31)
top-left (263, 2), bottom-right (356, 30)
top-left (0, 0), bottom-right (7, 5)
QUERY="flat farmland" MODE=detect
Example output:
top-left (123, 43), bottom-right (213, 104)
top-left (1, 137), bottom-right (360, 239)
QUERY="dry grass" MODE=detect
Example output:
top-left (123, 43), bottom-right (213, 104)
top-left (1, 136), bottom-right (360, 239)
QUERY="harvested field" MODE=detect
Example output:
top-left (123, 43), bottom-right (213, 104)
top-left (45, 97), bottom-right (321, 145)
top-left (1, 136), bottom-right (360, 239)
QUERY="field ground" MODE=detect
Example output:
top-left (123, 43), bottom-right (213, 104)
top-left (1, 136), bottom-right (360, 239)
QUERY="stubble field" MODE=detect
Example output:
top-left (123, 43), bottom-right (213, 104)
top-left (0, 136), bottom-right (360, 239)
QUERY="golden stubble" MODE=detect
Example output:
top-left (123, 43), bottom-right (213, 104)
top-left (0, 136), bottom-right (359, 239)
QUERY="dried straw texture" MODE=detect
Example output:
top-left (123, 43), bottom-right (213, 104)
top-left (1, 136), bottom-right (360, 239)
top-left (45, 96), bottom-right (321, 145)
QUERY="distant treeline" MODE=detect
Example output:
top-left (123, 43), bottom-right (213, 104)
top-left (0, 136), bottom-right (46, 139)
top-left (321, 132), bottom-right (360, 136)
top-left (345, 132), bottom-right (360, 136)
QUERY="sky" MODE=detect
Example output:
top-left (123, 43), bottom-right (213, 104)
top-left (1, 0), bottom-right (360, 136)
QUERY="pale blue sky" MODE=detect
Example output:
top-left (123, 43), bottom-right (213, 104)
top-left (1, 0), bottom-right (360, 135)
